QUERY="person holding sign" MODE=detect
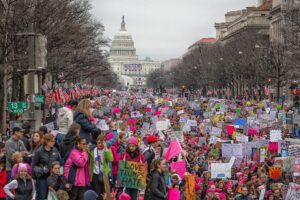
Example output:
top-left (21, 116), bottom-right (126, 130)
top-left (120, 137), bottom-right (145, 200)
top-left (89, 135), bottom-right (113, 200)
top-left (148, 158), bottom-right (167, 200)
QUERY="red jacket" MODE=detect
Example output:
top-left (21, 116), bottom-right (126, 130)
top-left (121, 151), bottom-right (145, 163)
top-left (0, 169), bottom-right (7, 198)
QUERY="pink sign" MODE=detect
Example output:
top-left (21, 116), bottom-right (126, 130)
top-left (248, 128), bottom-right (257, 136)
top-left (170, 161), bottom-right (187, 179)
top-left (226, 125), bottom-right (235, 136)
top-left (168, 188), bottom-right (180, 200)
top-left (268, 142), bottom-right (278, 153)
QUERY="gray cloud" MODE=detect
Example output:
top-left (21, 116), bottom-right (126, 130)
top-left (90, 0), bottom-right (257, 61)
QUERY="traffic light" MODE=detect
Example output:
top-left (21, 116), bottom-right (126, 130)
top-left (293, 89), bottom-right (300, 108)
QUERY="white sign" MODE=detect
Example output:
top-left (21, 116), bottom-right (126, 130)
top-left (187, 120), bottom-right (197, 127)
top-left (211, 127), bottom-right (222, 137)
top-left (211, 163), bottom-right (231, 179)
top-left (236, 135), bottom-right (249, 143)
top-left (286, 183), bottom-right (300, 200)
top-left (131, 111), bottom-right (142, 118)
top-left (156, 121), bottom-right (168, 131)
top-left (177, 110), bottom-right (184, 115)
top-left (260, 148), bottom-right (265, 163)
top-left (270, 130), bottom-right (282, 142)
top-left (222, 144), bottom-right (243, 158)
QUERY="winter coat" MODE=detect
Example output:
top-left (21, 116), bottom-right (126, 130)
top-left (5, 138), bottom-right (26, 171)
top-left (149, 171), bottom-right (167, 200)
top-left (0, 168), bottom-right (7, 198)
top-left (47, 174), bottom-right (68, 191)
top-left (74, 111), bottom-right (99, 143)
top-left (60, 133), bottom-right (78, 161)
top-left (58, 106), bottom-right (74, 134)
top-left (110, 141), bottom-right (120, 176)
top-left (31, 145), bottom-right (60, 179)
top-left (121, 151), bottom-right (145, 163)
top-left (88, 148), bottom-right (113, 181)
top-left (64, 147), bottom-right (90, 187)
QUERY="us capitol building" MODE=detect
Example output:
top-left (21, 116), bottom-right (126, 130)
top-left (109, 16), bottom-right (161, 88)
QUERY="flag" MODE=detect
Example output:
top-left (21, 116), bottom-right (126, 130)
top-left (63, 89), bottom-right (71, 103)
top-left (165, 139), bottom-right (182, 160)
top-left (70, 88), bottom-right (78, 99)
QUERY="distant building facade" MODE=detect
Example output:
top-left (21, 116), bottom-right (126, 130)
top-left (109, 17), bottom-right (161, 87)
top-left (162, 58), bottom-right (181, 72)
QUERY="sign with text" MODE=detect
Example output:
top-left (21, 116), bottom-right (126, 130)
top-left (117, 161), bottom-right (147, 189)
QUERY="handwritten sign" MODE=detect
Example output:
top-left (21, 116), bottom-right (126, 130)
top-left (269, 166), bottom-right (282, 179)
top-left (177, 110), bottom-right (184, 115)
top-left (222, 143), bottom-right (243, 158)
top-left (211, 127), bottom-right (222, 137)
top-left (286, 183), bottom-right (300, 200)
top-left (236, 135), bottom-right (249, 143)
top-left (270, 130), bottom-right (282, 142)
top-left (289, 145), bottom-right (300, 158)
top-left (117, 161), bottom-right (147, 189)
top-left (156, 121), bottom-right (169, 131)
top-left (187, 120), bottom-right (197, 127)
top-left (185, 175), bottom-right (195, 200)
top-left (211, 163), bottom-right (231, 178)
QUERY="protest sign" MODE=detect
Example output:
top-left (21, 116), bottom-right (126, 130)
top-left (44, 122), bottom-right (55, 131)
top-left (270, 130), bottom-right (282, 142)
top-left (177, 110), bottom-right (184, 115)
top-left (187, 120), bottom-right (197, 127)
top-left (198, 137), bottom-right (207, 146)
top-left (170, 161), bottom-right (187, 179)
top-left (260, 148), bottom-right (265, 163)
top-left (156, 120), bottom-right (169, 131)
top-left (222, 143), bottom-right (243, 158)
top-left (185, 175), bottom-right (195, 200)
top-left (236, 135), bottom-right (249, 143)
top-left (165, 139), bottom-right (182, 160)
top-left (268, 142), bottom-right (279, 153)
top-left (248, 128), bottom-right (257, 136)
top-left (211, 127), bottom-right (222, 137)
top-left (209, 136), bottom-right (219, 144)
top-left (294, 158), bottom-right (300, 177)
top-left (211, 163), bottom-right (231, 178)
top-left (117, 160), bottom-right (147, 189)
top-left (242, 142), bottom-right (257, 157)
top-left (131, 111), bottom-right (142, 118)
top-left (179, 116), bottom-right (188, 124)
top-left (226, 125), bottom-right (235, 135)
top-left (235, 118), bottom-right (247, 126)
top-left (168, 188), bottom-right (180, 200)
top-left (269, 166), bottom-right (282, 179)
top-left (286, 183), bottom-right (300, 200)
top-left (288, 145), bottom-right (300, 157)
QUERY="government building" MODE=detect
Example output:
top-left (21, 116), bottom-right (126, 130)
top-left (109, 16), bottom-right (161, 88)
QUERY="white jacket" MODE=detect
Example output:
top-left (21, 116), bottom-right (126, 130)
top-left (57, 106), bottom-right (73, 134)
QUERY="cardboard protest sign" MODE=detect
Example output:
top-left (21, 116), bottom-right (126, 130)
top-left (270, 130), bottom-right (282, 142)
top-left (156, 120), bottom-right (169, 131)
top-left (269, 166), bottom-right (282, 179)
top-left (211, 163), bottom-right (231, 178)
top-left (177, 110), bottom-right (184, 115)
top-left (187, 120), bottom-right (197, 127)
top-left (168, 188), bottom-right (180, 200)
top-left (222, 143), bottom-right (243, 158)
top-left (117, 160), bottom-right (147, 189)
top-left (170, 161), bottom-right (187, 179)
top-left (185, 175), bottom-right (195, 200)
top-left (236, 135), bottom-right (249, 143)
top-left (288, 145), bottom-right (300, 157)
top-left (286, 183), bottom-right (300, 200)
top-left (211, 127), bottom-right (222, 137)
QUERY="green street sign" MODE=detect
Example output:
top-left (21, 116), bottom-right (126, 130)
top-left (35, 95), bottom-right (44, 104)
top-left (7, 102), bottom-right (28, 113)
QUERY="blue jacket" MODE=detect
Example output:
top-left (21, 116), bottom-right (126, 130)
top-left (74, 111), bottom-right (99, 143)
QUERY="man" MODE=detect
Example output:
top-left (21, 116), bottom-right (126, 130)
top-left (21, 121), bottom-right (32, 152)
top-left (235, 186), bottom-right (253, 200)
top-left (143, 135), bottom-right (159, 170)
top-left (5, 127), bottom-right (27, 180)
top-left (57, 100), bottom-right (78, 134)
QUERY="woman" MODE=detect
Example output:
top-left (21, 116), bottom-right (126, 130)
top-left (60, 122), bottom-right (81, 163)
top-left (89, 135), bottom-right (113, 199)
top-left (120, 137), bottom-right (145, 200)
top-left (31, 131), bottom-right (43, 156)
top-left (47, 161), bottom-right (70, 192)
top-left (4, 163), bottom-right (36, 200)
top-left (32, 133), bottom-right (60, 200)
top-left (74, 99), bottom-right (100, 143)
top-left (64, 138), bottom-right (89, 200)
top-left (149, 158), bottom-right (167, 200)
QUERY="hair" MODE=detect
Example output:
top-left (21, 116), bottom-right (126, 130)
top-left (31, 131), bottom-right (43, 150)
top-left (76, 137), bottom-right (86, 146)
top-left (150, 158), bottom-right (164, 173)
top-left (43, 133), bottom-right (55, 146)
top-left (56, 190), bottom-right (69, 200)
top-left (97, 134), bottom-right (105, 143)
top-left (66, 122), bottom-right (81, 137)
top-left (119, 132), bottom-right (126, 139)
top-left (16, 170), bottom-right (32, 180)
top-left (12, 152), bottom-right (22, 163)
top-left (75, 99), bottom-right (92, 118)
top-left (126, 143), bottom-right (141, 156)
top-left (39, 126), bottom-right (48, 134)
top-left (51, 161), bottom-right (60, 169)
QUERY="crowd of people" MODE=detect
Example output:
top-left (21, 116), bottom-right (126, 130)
top-left (0, 90), bottom-right (300, 200)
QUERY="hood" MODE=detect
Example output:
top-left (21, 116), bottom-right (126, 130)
top-left (59, 107), bottom-right (71, 116)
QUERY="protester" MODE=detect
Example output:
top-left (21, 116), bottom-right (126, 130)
top-left (89, 135), bottom-right (113, 199)
top-left (58, 100), bottom-right (77, 135)
top-left (4, 163), bottom-right (36, 200)
top-left (64, 137), bottom-right (89, 200)
top-left (47, 161), bottom-right (70, 192)
top-left (0, 156), bottom-right (7, 200)
top-left (32, 133), bottom-right (60, 200)
top-left (21, 122), bottom-right (32, 152)
top-left (149, 158), bottom-right (167, 200)
top-left (74, 99), bottom-right (101, 143)
top-left (11, 152), bottom-right (32, 179)
top-left (120, 137), bottom-right (145, 200)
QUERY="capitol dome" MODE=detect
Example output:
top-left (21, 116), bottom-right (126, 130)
top-left (109, 16), bottom-right (138, 61)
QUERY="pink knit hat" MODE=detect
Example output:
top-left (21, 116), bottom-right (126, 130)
top-left (128, 137), bottom-right (138, 146)
top-left (18, 163), bottom-right (28, 173)
top-left (119, 192), bottom-right (131, 200)
top-left (219, 193), bottom-right (226, 199)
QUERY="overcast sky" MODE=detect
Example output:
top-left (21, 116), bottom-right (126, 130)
top-left (90, 0), bottom-right (257, 61)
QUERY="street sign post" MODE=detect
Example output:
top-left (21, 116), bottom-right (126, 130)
top-left (7, 102), bottom-right (28, 113)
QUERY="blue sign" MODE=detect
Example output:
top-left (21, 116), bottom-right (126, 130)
top-left (235, 118), bottom-right (247, 126)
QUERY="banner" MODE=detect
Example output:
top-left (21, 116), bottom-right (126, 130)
top-left (170, 161), bottom-right (187, 179)
top-left (211, 163), bottom-right (231, 178)
top-left (165, 139), bottom-right (182, 160)
top-left (185, 175), bottom-right (195, 200)
top-left (286, 183), bottom-right (300, 200)
top-left (222, 143), bottom-right (243, 157)
top-left (117, 160), bottom-right (147, 189)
